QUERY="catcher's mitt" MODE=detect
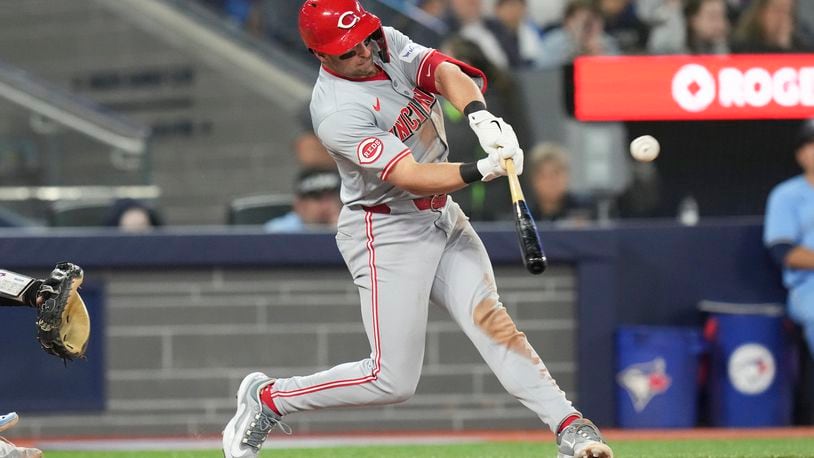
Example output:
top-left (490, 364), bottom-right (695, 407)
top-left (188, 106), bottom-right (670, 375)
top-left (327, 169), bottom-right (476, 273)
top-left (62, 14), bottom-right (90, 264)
top-left (35, 262), bottom-right (90, 361)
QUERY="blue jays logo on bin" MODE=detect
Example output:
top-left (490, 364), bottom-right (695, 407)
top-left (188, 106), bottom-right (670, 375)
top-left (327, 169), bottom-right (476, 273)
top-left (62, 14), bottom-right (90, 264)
top-left (617, 357), bottom-right (672, 412)
top-left (728, 343), bottom-right (775, 395)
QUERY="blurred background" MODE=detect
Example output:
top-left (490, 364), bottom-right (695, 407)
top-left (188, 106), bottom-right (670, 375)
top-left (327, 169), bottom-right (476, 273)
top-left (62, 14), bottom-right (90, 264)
top-left (0, 0), bottom-right (812, 444)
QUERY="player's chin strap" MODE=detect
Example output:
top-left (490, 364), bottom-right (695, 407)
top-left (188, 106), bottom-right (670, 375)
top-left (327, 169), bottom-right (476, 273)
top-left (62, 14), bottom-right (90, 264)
top-left (370, 28), bottom-right (389, 63)
top-left (0, 270), bottom-right (42, 308)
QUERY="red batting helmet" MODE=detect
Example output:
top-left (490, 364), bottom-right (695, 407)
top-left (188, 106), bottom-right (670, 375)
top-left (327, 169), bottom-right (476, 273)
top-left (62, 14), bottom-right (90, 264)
top-left (298, 0), bottom-right (387, 59)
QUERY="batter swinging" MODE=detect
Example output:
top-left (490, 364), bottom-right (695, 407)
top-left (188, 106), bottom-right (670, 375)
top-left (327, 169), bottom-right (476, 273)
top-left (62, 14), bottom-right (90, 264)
top-left (223, 1), bottom-right (613, 457)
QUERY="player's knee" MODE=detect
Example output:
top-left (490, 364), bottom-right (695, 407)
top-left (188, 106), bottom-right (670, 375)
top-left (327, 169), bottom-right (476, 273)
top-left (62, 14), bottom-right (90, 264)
top-left (376, 379), bottom-right (417, 404)
top-left (385, 385), bottom-right (416, 404)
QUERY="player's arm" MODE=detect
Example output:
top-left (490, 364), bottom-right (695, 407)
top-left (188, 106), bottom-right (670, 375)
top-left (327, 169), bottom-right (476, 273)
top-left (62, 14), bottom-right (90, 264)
top-left (385, 155), bottom-right (470, 195)
top-left (434, 61), bottom-right (524, 177)
top-left (763, 186), bottom-right (813, 269)
top-left (781, 245), bottom-right (814, 269)
top-left (434, 61), bottom-right (486, 114)
top-left (386, 62), bottom-right (523, 194)
top-left (0, 269), bottom-right (42, 307)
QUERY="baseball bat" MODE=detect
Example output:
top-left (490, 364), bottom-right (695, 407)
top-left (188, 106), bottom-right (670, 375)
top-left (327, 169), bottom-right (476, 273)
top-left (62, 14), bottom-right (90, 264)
top-left (503, 158), bottom-right (547, 275)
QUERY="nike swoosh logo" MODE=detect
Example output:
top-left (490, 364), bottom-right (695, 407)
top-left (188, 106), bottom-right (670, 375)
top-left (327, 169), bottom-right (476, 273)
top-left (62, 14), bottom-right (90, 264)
top-left (490, 120), bottom-right (502, 132)
top-left (373, 97), bottom-right (381, 111)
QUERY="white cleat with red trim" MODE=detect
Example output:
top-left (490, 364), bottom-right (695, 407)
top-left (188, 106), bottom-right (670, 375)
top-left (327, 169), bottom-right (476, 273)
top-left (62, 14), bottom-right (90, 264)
top-left (222, 372), bottom-right (290, 458)
top-left (556, 418), bottom-right (613, 458)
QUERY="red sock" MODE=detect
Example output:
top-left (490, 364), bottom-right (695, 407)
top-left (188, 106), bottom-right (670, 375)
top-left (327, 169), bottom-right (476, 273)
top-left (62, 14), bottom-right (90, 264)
top-left (557, 414), bottom-right (581, 433)
top-left (259, 384), bottom-right (282, 416)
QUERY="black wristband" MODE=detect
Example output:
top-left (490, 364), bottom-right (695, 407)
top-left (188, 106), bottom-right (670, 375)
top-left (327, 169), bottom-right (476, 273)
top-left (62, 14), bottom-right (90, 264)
top-left (459, 162), bottom-right (483, 184)
top-left (463, 100), bottom-right (487, 117)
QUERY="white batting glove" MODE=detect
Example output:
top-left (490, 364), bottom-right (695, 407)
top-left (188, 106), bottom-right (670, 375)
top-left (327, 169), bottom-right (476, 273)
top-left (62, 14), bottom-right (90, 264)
top-left (476, 151), bottom-right (505, 182)
top-left (503, 145), bottom-right (524, 176)
top-left (468, 109), bottom-right (521, 158)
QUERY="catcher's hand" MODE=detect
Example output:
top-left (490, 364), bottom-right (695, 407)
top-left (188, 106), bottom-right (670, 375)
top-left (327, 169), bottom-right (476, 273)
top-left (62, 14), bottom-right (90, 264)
top-left (35, 262), bottom-right (90, 361)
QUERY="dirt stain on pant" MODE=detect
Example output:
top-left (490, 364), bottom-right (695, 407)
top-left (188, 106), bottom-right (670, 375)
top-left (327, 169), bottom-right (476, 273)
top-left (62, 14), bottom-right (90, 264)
top-left (473, 297), bottom-right (543, 366)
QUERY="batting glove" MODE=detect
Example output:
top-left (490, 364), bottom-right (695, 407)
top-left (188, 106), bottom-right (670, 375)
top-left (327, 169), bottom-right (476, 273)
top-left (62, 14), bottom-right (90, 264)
top-left (468, 110), bottom-right (521, 160)
top-left (476, 151), bottom-right (505, 182)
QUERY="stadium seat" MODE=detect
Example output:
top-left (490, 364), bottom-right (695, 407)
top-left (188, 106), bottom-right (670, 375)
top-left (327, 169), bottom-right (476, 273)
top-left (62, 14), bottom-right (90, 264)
top-left (49, 200), bottom-right (113, 227)
top-left (228, 194), bottom-right (293, 225)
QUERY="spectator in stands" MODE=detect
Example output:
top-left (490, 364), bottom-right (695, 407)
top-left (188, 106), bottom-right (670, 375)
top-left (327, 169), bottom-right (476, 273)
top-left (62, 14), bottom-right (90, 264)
top-left (202, 0), bottom-right (265, 38)
top-left (483, 0), bottom-right (543, 68)
top-left (264, 168), bottom-right (341, 232)
top-left (447, 0), bottom-right (513, 68)
top-left (597, 0), bottom-right (650, 53)
top-left (226, 0), bottom-right (266, 38)
top-left (398, 0), bottom-right (450, 49)
top-left (439, 35), bottom-right (529, 220)
top-left (103, 198), bottom-right (163, 233)
top-left (445, 0), bottom-right (483, 31)
top-left (648, 0), bottom-right (731, 54)
top-left (527, 0), bottom-right (569, 31)
top-left (295, 133), bottom-right (335, 170)
top-left (732, 0), bottom-right (809, 53)
top-left (527, 143), bottom-right (595, 224)
top-left (536, 0), bottom-right (620, 69)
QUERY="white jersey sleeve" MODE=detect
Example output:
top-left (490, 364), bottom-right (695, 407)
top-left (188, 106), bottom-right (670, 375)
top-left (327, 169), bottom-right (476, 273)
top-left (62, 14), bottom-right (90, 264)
top-left (384, 27), bottom-right (430, 86)
top-left (317, 109), bottom-right (411, 180)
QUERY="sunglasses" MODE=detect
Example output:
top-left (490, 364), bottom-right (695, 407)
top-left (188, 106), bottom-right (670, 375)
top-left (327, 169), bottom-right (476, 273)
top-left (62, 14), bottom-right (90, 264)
top-left (338, 36), bottom-right (374, 60)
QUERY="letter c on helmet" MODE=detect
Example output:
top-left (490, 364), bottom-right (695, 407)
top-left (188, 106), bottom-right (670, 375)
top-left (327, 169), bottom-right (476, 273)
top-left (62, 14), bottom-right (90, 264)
top-left (337, 11), bottom-right (360, 29)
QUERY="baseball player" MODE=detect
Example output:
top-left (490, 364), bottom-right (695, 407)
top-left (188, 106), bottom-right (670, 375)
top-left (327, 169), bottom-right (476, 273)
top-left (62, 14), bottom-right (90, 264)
top-left (0, 263), bottom-right (88, 458)
top-left (765, 120), bottom-right (814, 359)
top-left (223, 2), bottom-right (613, 457)
top-left (0, 412), bottom-right (41, 458)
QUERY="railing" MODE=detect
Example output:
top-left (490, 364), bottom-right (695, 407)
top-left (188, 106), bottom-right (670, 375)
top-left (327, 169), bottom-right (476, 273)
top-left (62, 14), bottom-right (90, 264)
top-left (0, 58), bottom-right (155, 225)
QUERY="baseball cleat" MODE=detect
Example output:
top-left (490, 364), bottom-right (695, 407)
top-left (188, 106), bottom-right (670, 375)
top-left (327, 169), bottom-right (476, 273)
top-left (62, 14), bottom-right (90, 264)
top-left (0, 437), bottom-right (43, 458)
top-left (0, 412), bottom-right (18, 433)
top-left (223, 372), bottom-right (290, 458)
top-left (556, 418), bottom-right (613, 458)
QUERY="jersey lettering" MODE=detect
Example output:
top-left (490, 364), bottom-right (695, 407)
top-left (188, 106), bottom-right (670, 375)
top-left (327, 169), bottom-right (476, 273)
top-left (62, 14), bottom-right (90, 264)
top-left (388, 88), bottom-right (436, 142)
top-left (412, 88), bottom-right (435, 114)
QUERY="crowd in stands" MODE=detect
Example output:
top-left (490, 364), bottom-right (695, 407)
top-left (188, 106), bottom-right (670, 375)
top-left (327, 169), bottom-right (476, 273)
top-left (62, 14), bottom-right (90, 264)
top-left (2, 0), bottom-right (812, 231)
top-left (203, 0), bottom-right (813, 67)
top-left (212, 0), bottom-right (811, 227)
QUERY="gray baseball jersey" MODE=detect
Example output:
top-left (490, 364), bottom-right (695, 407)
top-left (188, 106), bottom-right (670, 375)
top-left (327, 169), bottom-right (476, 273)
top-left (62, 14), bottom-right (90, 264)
top-left (268, 26), bottom-right (578, 433)
top-left (310, 26), bottom-right (484, 208)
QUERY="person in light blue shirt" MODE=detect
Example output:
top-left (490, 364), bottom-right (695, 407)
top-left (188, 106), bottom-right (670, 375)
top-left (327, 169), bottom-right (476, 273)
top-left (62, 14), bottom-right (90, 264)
top-left (264, 168), bottom-right (341, 233)
top-left (764, 119), bottom-right (814, 356)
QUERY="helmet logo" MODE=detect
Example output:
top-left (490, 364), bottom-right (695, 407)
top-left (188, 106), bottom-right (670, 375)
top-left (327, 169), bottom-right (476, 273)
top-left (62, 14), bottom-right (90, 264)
top-left (337, 11), bottom-right (360, 29)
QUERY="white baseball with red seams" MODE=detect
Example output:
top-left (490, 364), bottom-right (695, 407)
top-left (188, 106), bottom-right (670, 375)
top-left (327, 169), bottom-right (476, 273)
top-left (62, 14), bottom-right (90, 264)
top-left (263, 26), bottom-right (578, 433)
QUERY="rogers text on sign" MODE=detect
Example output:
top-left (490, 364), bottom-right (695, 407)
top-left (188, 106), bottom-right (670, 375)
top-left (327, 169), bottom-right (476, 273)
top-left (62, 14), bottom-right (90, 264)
top-left (673, 64), bottom-right (814, 112)
top-left (574, 54), bottom-right (814, 121)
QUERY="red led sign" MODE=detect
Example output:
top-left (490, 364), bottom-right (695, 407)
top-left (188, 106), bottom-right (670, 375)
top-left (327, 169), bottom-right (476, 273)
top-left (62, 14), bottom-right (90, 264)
top-left (573, 54), bottom-right (814, 121)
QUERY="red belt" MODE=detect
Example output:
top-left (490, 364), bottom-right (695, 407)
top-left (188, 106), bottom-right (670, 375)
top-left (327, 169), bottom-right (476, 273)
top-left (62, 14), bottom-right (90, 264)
top-left (363, 194), bottom-right (447, 214)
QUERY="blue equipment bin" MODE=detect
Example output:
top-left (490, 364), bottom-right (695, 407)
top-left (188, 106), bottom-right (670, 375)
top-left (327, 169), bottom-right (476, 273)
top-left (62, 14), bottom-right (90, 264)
top-left (616, 325), bottom-right (703, 428)
top-left (701, 301), bottom-right (793, 427)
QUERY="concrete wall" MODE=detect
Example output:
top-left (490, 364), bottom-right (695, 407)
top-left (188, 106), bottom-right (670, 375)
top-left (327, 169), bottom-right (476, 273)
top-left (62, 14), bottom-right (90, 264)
top-left (13, 265), bottom-right (577, 437)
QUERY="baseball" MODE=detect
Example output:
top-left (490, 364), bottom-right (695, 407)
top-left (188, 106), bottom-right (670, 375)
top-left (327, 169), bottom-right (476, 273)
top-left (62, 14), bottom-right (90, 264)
top-left (630, 135), bottom-right (660, 162)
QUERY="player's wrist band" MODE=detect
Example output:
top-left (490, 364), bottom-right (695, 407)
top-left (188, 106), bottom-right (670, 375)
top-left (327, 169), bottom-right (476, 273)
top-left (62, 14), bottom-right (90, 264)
top-left (459, 162), bottom-right (483, 184)
top-left (463, 101), bottom-right (487, 117)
